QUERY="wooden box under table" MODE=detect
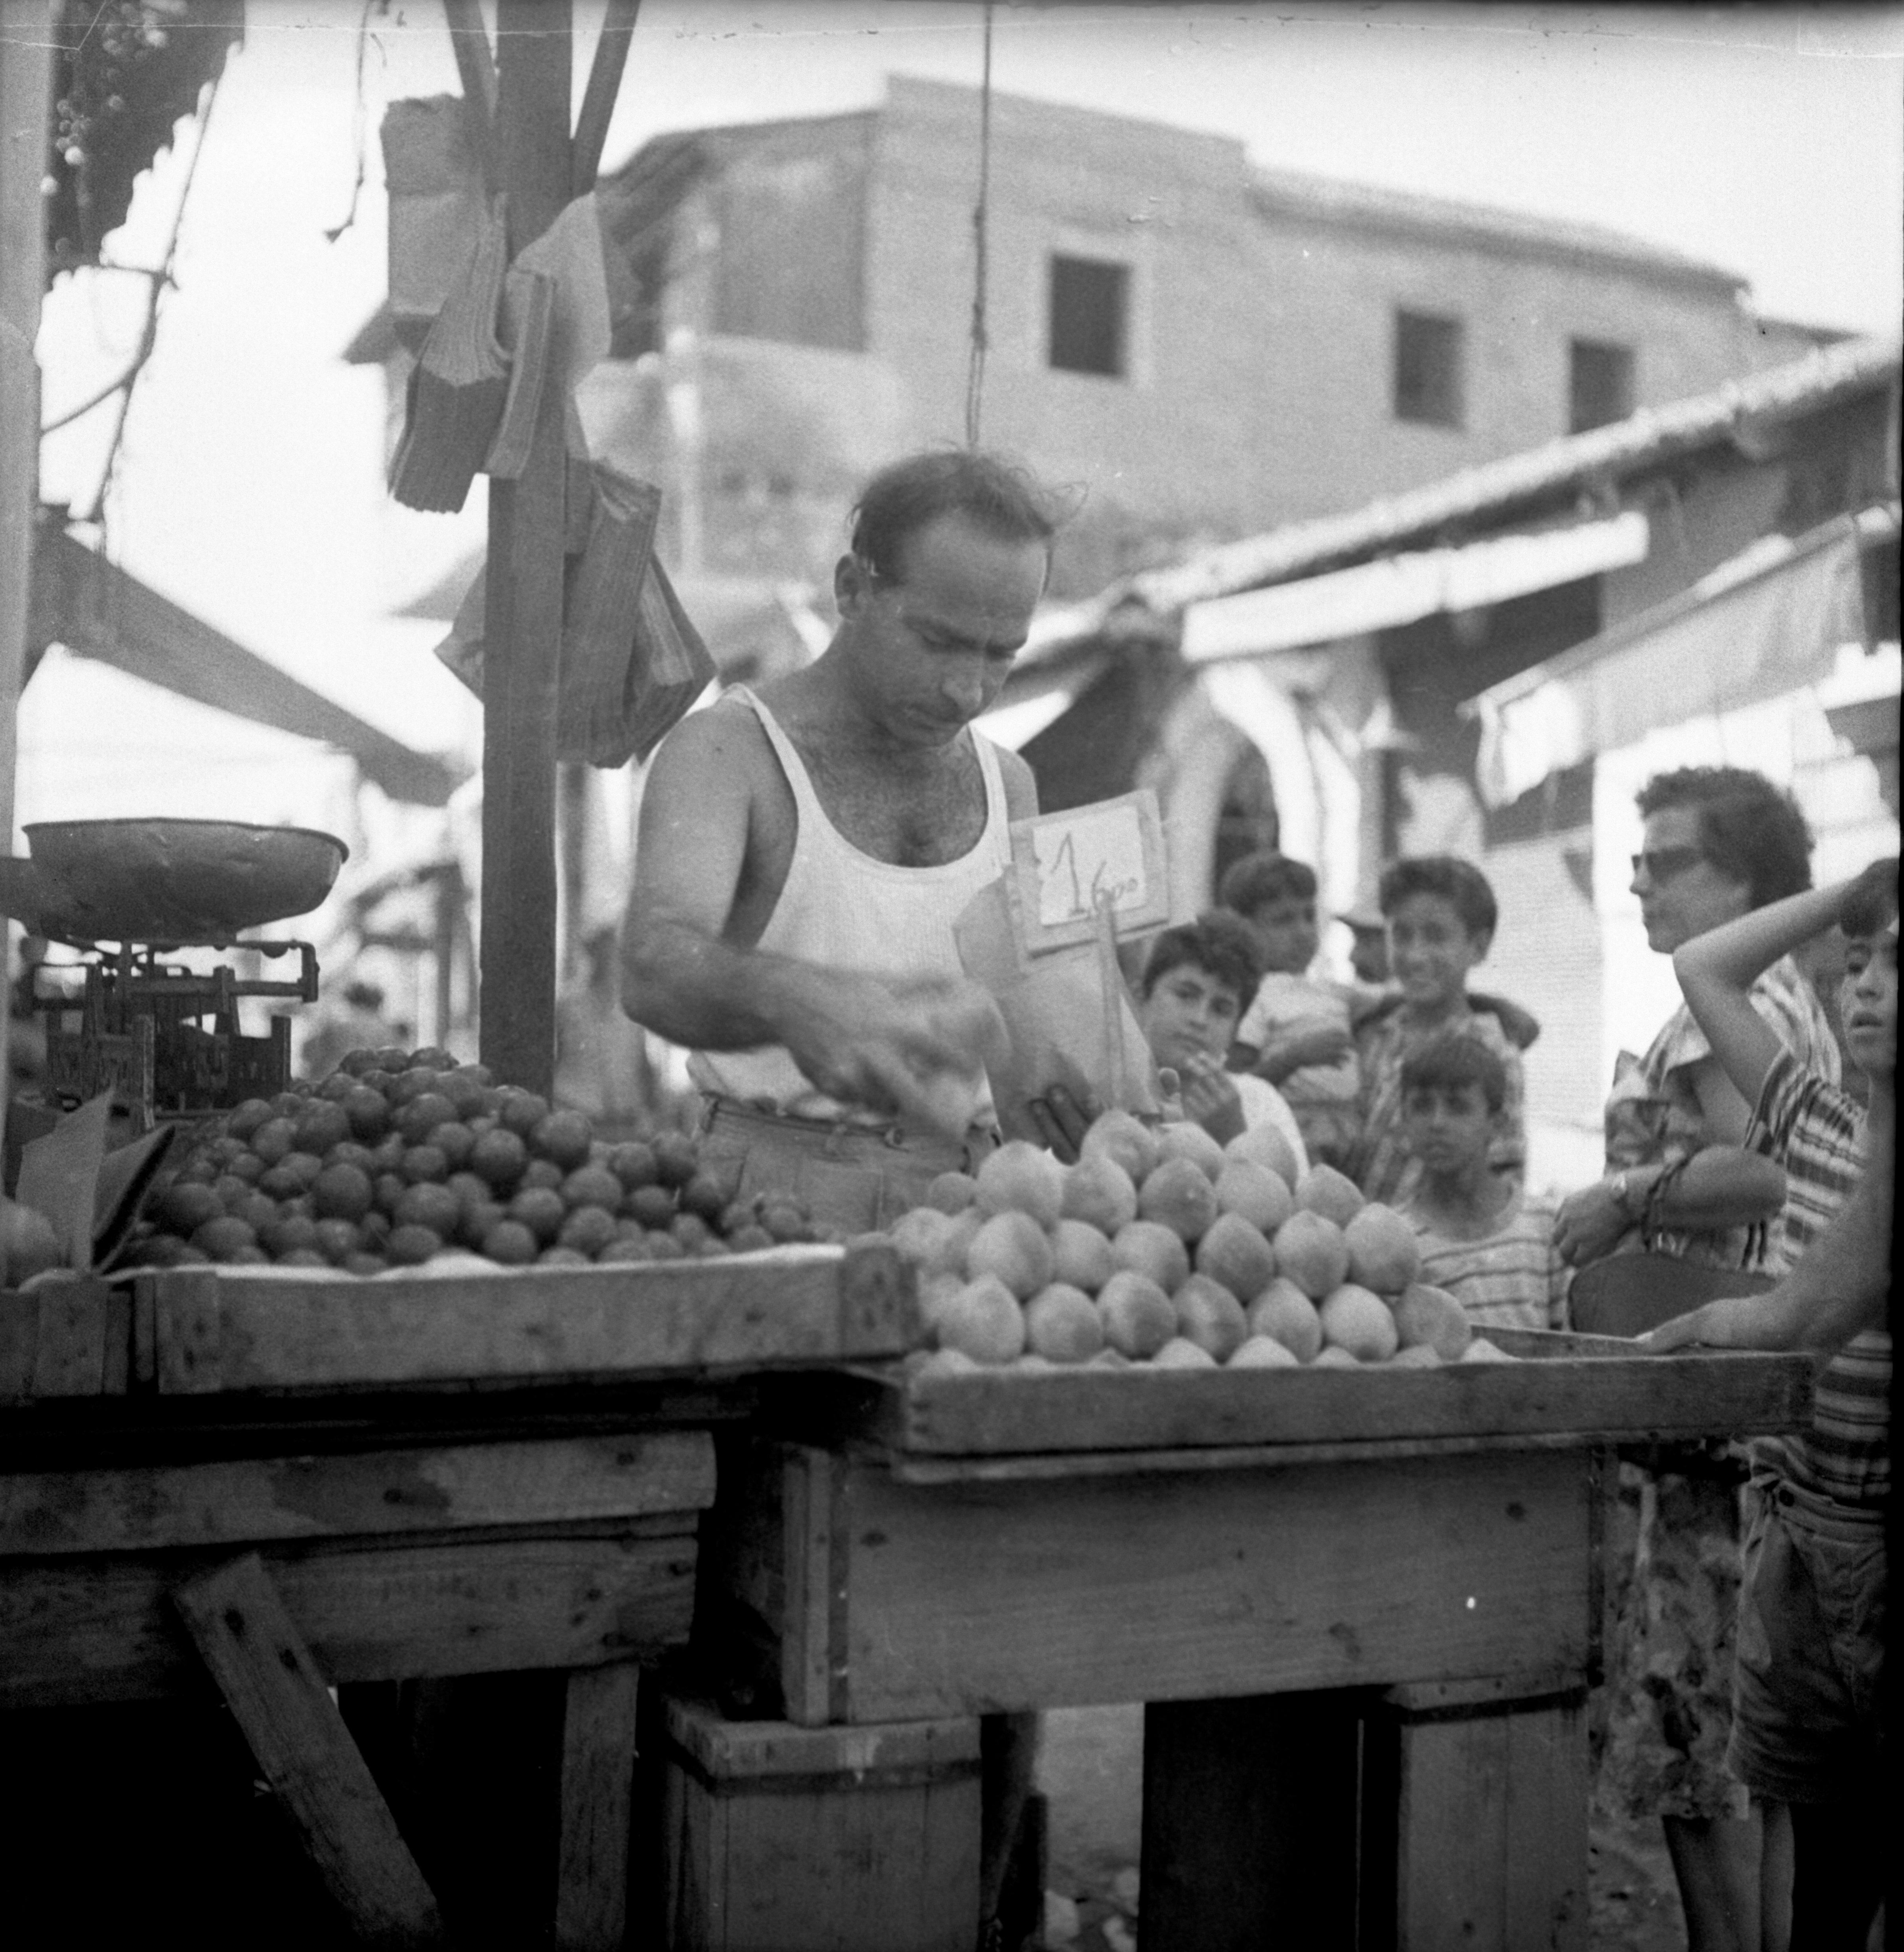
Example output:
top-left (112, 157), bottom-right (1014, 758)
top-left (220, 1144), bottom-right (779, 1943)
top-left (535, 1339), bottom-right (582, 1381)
top-left (659, 1692), bottom-right (981, 1952)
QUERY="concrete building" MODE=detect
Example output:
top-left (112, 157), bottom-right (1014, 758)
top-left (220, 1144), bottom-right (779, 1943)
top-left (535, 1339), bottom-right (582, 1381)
top-left (596, 74), bottom-right (1840, 598)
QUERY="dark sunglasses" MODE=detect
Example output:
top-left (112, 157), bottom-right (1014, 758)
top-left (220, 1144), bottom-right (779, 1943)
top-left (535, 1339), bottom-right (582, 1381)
top-left (1630, 845), bottom-right (1707, 883)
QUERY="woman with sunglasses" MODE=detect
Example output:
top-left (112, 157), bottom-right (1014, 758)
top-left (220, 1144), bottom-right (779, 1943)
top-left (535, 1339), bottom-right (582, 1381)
top-left (1558, 766), bottom-right (1839, 1952)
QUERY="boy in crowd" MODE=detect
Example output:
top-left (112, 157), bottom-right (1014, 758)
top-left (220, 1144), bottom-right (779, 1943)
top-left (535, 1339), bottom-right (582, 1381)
top-left (1397, 1035), bottom-right (1570, 1331)
top-left (1659, 855), bottom-right (1895, 1952)
top-left (1135, 911), bottom-right (1308, 1174)
top-left (1218, 853), bottom-right (1361, 1171)
top-left (1350, 855), bottom-right (1526, 1205)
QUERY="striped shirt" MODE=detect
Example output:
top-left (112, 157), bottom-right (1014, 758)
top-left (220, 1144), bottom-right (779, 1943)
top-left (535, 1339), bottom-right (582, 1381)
top-left (1352, 1006), bottom-right (1525, 1206)
top-left (1744, 1047), bottom-right (1886, 1511)
top-left (1604, 955), bottom-right (1839, 1270)
top-left (1408, 1187), bottom-right (1571, 1333)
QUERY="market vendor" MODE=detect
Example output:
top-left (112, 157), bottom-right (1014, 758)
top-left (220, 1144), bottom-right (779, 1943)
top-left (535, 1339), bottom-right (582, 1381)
top-left (621, 449), bottom-right (1102, 1232)
top-left (621, 448), bottom-right (1077, 1944)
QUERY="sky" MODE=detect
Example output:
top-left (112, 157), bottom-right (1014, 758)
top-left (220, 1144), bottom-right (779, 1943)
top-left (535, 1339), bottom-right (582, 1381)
top-left (19, 0), bottom-right (1904, 848)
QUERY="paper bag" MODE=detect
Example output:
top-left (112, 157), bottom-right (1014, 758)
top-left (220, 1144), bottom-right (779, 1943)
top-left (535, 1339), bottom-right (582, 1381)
top-left (954, 877), bottom-right (1160, 1144)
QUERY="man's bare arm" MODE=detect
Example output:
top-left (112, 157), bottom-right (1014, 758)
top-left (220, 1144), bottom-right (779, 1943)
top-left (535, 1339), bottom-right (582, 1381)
top-left (1646, 1091), bottom-right (1893, 1354)
top-left (620, 709), bottom-right (981, 1124)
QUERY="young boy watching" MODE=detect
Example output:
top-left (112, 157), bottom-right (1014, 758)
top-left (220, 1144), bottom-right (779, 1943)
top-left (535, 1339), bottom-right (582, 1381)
top-left (1136, 912), bottom-right (1308, 1173)
top-left (1658, 855), bottom-right (1895, 1952)
top-left (1218, 852), bottom-right (1361, 1171)
top-left (1350, 855), bottom-right (1526, 1205)
top-left (1397, 1036), bottom-right (1569, 1331)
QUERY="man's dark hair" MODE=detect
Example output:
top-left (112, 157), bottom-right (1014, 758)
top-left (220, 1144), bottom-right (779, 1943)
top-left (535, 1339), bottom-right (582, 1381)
top-left (849, 450), bottom-right (1060, 585)
top-left (1841, 856), bottom-right (1898, 940)
top-left (1400, 1033), bottom-right (1509, 1115)
top-left (1218, 851), bottom-right (1317, 916)
top-left (1377, 855), bottom-right (1499, 946)
top-left (1634, 767), bottom-right (1814, 909)
top-left (1140, 911), bottom-right (1264, 1005)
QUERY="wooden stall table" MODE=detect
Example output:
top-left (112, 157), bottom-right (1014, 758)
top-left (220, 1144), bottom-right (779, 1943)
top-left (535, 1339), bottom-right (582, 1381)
top-left (697, 1327), bottom-right (1814, 1952)
top-left (0, 1242), bottom-right (913, 1949)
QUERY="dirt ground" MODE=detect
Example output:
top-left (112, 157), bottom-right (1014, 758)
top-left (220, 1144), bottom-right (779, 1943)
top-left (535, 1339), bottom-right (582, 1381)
top-left (1033, 1704), bottom-right (1686, 1950)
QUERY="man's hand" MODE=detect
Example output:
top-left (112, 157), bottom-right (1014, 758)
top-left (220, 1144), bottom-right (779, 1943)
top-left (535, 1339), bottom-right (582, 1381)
top-left (1553, 1180), bottom-right (1632, 1267)
top-left (1028, 1084), bottom-right (1104, 1163)
top-left (783, 973), bottom-right (1006, 1137)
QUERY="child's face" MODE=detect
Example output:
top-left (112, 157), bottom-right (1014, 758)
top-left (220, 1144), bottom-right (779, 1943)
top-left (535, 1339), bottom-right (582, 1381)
top-left (1140, 963), bottom-right (1243, 1071)
top-left (1245, 896), bottom-right (1320, 975)
top-left (1839, 921), bottom-right (1897, 1079)
top-left (1385, 893), bottom-right (1487, 1012)
top-left (1401, 1079), bottom-right (1497, 1175)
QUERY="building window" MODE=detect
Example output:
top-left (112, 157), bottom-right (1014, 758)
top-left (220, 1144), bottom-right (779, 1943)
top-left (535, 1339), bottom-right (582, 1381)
top-left (1048, 254), bottom-right (1130, 378)
top-left (1570, 338), bottom-right (1635, 433)
top-left (1393, 309), bottom-right (1464, 428)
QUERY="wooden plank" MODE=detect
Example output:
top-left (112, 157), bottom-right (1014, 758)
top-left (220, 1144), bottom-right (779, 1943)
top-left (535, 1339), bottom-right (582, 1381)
top-left (729, 1448), bottom-right (1591, 1725)
top-left (886, 1429), bottom-right (1597, 1484)
top-left (0, 1522), bottom-right (699, 1711)
top-left (782, 1445), bottom-right (839, 1727)
top-left (1374, 1692), bottom-right (1590, 1952)
top-left (170, 1553), bottom-right (444, 1948)
top-left (661, 1692), bottom-right (980, 1952)
top-left (555, 1662), bottom-right (642, 1952)
top-left (0, 1280), bottom-right (117, 1397)
top-left (1140, 1692), bottom-right (1362, 1952)
top-left (154, 1263), bottom-right (221, 1393)
top-left (0, 1431), bottom-right (716, 1555)
top-left (871, 1341), bottom-right (1811, 1456)
top-left (571, 0), bottom-right (638, 195)
top-left (479, 0), bottom-right (570, 1099)
top-left (147, 1244), bottom-right (915, 1393)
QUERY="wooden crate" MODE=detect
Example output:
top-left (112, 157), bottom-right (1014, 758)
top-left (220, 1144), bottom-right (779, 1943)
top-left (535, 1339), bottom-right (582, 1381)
top-left (134, 1241), bottom-right (915, 1396)
top-left (0, 1429), bottom-right (715, 1711)
top-left (659, 1691), bottom-right (981, 1952)
top-left (867, 1327), bottom-right (1813, 1461)
top-left (704, 1438), bottom-right (1598, 1727)
top-left (0, 1279), bottom-right (129, 1400)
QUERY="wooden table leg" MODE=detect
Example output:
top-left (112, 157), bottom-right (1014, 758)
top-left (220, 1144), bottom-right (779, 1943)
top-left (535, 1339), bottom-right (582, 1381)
top-left (1362, 1679), bottom-right (1590, 1952)
top-left (171, 1553), bottom-right (444, 1949)
top-left (1140, 1691), bottom-right (1365, 1952)
top-left (556, 1662), bottom-right (643, 1952)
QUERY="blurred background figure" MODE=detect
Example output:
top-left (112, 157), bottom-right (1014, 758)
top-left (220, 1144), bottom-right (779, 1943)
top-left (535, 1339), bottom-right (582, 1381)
top-left (299, 978), bottom-right (409, 1080)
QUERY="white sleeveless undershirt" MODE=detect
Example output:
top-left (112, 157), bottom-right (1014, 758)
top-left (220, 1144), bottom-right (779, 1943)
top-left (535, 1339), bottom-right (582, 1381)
top-left (687, 685), bottom-right (1014, 1126)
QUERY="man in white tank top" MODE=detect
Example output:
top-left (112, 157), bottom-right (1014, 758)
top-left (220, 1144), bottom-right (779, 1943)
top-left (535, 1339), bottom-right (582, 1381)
top-left (621, 453), bottom-right (1073, 1943)
top-left (621, 451), bottom-right (1089, 1227)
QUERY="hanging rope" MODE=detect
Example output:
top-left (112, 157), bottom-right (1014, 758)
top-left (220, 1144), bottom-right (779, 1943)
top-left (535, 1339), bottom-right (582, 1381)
top-left (963, 0), bottom-right (994, 449)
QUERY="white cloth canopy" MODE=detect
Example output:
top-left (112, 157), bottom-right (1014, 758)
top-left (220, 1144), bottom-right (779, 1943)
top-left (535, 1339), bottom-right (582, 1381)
top-left (1471, 504), bottom-right (1898, 808)
top-left (1179, 511), bottom-right (1650, 665)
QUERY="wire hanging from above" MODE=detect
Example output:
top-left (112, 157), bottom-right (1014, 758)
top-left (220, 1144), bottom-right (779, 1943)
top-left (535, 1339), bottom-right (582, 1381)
top-left (963, 1), bottom-right (995, 450)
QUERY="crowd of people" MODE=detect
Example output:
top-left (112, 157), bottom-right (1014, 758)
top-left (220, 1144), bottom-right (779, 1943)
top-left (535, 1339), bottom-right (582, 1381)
top-left (1147, 772), bottom-right (1894, 1952)
top-left (619, 449), bottom-right (1894, 1952)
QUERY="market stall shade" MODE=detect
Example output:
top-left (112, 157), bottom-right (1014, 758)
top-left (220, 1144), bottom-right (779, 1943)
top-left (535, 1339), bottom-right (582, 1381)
top-left (28, 525), bottom-right (465, 808)
top-left (1469, 502), bottom-right (1899, 808)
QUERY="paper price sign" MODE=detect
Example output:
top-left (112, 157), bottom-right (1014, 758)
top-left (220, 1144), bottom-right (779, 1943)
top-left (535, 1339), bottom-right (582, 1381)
top-left (1004, 789), bottom-right (1171, 956)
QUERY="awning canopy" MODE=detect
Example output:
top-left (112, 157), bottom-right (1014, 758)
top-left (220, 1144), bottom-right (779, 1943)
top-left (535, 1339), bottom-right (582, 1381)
top-left (1470, 504), bottom-right (1899, 808)
top-left (30, 525), bottom-right (465, 807)
top-left (1178, 510), bottom-right (1650, 665)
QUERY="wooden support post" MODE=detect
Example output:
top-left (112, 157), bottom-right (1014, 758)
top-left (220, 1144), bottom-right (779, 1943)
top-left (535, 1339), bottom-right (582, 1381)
top-left (555, 1661), bottom-right (643, 1951)
top-left (571, 0), bottom-right (640, 196)
top-left (1140, 1691), bottom-right (1365, 1952)
top-left (170, 1553), bottom-right (444, 1948)
top-left (0, 0), bottom-right (54, 1157)
top-left (480, 0), bottom-right (572, 1094)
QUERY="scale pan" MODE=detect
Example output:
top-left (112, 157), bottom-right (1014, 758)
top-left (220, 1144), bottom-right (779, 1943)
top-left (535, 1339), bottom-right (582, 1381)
top-left (23, 819), bottom-right (349, 944)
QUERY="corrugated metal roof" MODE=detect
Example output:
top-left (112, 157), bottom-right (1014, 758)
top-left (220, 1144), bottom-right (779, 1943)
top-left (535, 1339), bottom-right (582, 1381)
top-left (1125, 333), bottom-right (1903, 615)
